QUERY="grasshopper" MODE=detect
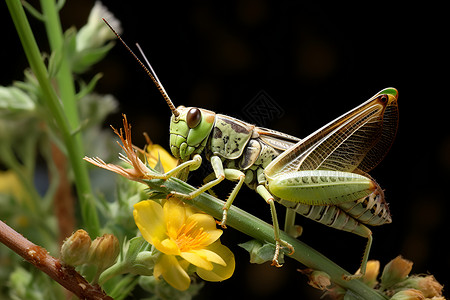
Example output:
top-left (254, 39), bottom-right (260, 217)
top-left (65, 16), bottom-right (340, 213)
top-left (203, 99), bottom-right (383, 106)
top-left (104, 20), bottom-right (398, 279)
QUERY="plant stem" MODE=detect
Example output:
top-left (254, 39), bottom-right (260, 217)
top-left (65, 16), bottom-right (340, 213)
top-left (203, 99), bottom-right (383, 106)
top-left (158, 177), bottom-right (388, 300)
top-left (40, 0), bottom-right (79, 129)
top-left (6, 0), bottom-right (100, 236)
top-left (0, 220), bottom-right (112, 299)
top-left (98, 261), bottom-right (127, 285)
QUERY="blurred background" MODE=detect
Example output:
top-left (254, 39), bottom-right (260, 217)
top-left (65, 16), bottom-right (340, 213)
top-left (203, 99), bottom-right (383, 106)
top-left (1, 1), bottom-right (448, 298)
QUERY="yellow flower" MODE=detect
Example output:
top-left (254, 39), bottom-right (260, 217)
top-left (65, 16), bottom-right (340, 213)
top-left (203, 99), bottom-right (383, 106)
top-left (360, 260), bottom-right (380, 288)
top-left (0, 171), bottom-right (28, 202)
top-left (133, 199), bottom-right (235, 291)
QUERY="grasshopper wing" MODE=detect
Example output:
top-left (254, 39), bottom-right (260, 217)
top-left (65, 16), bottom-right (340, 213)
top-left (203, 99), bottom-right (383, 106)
top-left (255, 127), bottom-right (301, 151)
top-left (265, 88), bottom-right (398, 179)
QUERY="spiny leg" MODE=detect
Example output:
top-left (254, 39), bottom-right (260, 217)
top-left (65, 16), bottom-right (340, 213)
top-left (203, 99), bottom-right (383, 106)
top-left (217, 169), bottom-right (246, 228)
top-left (171, 155), bottom-right (246, 229)
top-left (155, 154), bottom-right (203, 180)
top-left (203, 172), bottom-right (219, 198)
top-left (343, 225), bottom-right (373, 281)
top-left (256, 185), bottom-right (294, 267)
top-left (201, 168), bottom-right (246, 227)
top-left (170, 155), bottom-right (225, 199)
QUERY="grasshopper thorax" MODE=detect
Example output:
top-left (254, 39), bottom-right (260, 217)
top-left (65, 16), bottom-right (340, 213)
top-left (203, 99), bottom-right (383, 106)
top-left (169, 106), bottom-right (216, 161)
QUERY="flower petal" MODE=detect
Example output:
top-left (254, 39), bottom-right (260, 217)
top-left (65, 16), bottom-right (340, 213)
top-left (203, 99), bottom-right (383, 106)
top-left (180, 251), bottom-right (213, 271)
top-left (196, 242), bottom-right (235, 282)
top-left (186, 213), bottom-right (222, 246)
top-left (163, 199), bottom-right (186, 239)
top-left (187, 213), bottom-right (216, 231)
top-left (146, 144), bottom-right (178, 172)
top-left (154, 254), bottom-right (191, 291)
top-left (156, 238), bottom-right (180, 256)
top-left (192, 249), bottom-right (226, 266)
top-left (133, 200), bottom-right (166, 245)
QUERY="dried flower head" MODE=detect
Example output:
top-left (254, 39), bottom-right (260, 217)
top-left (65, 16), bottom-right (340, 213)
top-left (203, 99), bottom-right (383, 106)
top-left (84, 115), bottom-right (153, 181)
top-left (399, 275), bottom-right (444, 298)
top-left (381, 256), bottom-right (413, 289)
top-left (390, 289), bottom-right (424, 300)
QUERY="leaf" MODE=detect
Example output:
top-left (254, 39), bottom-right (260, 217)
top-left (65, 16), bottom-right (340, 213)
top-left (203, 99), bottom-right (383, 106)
top-left (154, 153), bottom-right (165, 173)
top-left (72, 42), bottom-right (114, 74)
top-left (0, 86), bottom-right (35, 112)
top-left (125, 237), bottom-right (151, 261)
top-left (238, 240), bottom-right (283, 265)
top-left (75, 73), bottom-right (104, 101)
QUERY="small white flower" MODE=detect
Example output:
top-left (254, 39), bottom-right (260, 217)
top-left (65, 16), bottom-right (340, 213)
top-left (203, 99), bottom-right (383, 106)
top-left (76, 1), bottom-right (122, 51)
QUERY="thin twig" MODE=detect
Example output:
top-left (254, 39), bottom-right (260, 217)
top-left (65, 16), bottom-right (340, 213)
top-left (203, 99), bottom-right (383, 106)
top-left (0, 220), bottom-right (112, 300)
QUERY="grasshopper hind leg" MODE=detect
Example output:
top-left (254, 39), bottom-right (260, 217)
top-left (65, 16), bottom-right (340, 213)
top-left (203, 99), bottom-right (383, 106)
top-left (284, 208), bottom-right (303, 238)
top-left (256, 185), bottom-right (294, 267)
top-left (343, 225), bottom-right (373, 281)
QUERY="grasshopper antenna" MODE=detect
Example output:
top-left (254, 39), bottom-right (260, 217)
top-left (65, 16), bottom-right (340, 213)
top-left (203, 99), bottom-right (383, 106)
top-left (135, 43), bottom-right (170, 103)
top-left (102, 18), bottom-right (180, 117)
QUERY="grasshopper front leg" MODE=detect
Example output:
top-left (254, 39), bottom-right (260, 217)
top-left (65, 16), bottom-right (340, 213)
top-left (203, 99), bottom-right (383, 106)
top-left (171, 156), bottom-right (247, 228)
top-left (170, 155), bottom-right (225, 199)
top-left (151, 154), bottom-right (203, 180)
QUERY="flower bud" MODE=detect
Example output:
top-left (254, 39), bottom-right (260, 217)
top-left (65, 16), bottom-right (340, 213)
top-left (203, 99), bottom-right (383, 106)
top-left (60, 229), bottom-right (91, 266)
top-left (73, 1), bottom-right (122, 73)
top-left (361, 260), bottom-right (380, 288)
top-left (390, 289), bottom-right (424, 300)
top-left (76, 1), bottom-right (121, 51)
top-left (309, 270), bottom-right (331, 290)
top-left (88, 234), bottom-right (120, 271)
top-left (399, 275), bottom-right (444, 298)
top-left (298, 269), bottom-right (331, 290)
top-left (131, 251), bottom-right (156, 276)
top-left (380, 256), bottom-right (413, 288)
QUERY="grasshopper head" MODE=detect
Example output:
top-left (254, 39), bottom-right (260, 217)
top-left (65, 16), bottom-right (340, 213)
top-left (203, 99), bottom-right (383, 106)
top-left (169, 106), bottom-right (216, 161)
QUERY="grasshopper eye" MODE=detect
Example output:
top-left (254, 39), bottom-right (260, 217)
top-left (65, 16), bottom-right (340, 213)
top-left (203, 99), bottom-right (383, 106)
top-left (187, 108), bottom-right (202, 128)
top-left (379, 95), bottom-right (388, 103)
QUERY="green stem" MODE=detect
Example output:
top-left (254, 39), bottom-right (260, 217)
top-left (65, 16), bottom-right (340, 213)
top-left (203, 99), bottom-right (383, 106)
top-left (98, 261), bottom-right (127, 285)
top-left (40, 0), bottom-right (79, 129)
top-left (157, 177), bottom-right (388, 299)
top-left (6, 0), bottom-right (100, 236)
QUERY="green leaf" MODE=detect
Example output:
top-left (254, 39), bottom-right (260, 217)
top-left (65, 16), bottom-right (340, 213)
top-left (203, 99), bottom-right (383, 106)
top-left (72, 42), bottom-right (114, 74)
top-left (154, 154), bottom-right (165, 173)
top-left (239, 239), bottom-right (284, 265)
top-left (0, 86), bottom-right (35, 112)
top-left (122, 237), bottom-right (155, 276)
top-left (125, 237), bottom-right (150, 261)
top-left (106, 275), bottom-right (139, 300)
top-left (75, 73), bottom-right (104, 101)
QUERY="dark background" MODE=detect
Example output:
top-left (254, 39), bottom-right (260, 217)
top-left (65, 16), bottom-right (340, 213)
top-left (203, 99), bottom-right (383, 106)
top-left (2, 1), bottom-right (448, 299)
